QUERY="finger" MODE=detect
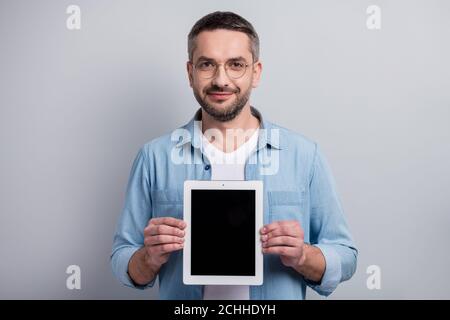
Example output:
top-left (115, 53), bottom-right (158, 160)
top-left (260, 222), bottom-right (281, 234)
top-left (262, 235), bottom-right (300, 248)
top-left (145, 235), bottom-right (184, 246)
top-left (145, 224), bottom-right (185, 237)
top-left (150, 217), bottom-right (186, 229)
top-left (262, 246), bottom-right (298, 257)
top-left (263, 225), bottom-right (300, 239)
top-left (154, 242), bottom-right (184, 254)
top-left (261, 220), bottom-right (298, 234)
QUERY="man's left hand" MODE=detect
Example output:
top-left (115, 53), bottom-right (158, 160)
top-left (260, 220), bottom-right (306, 268)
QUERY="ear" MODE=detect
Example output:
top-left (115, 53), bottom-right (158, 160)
top-left (187, 61), bottom-right (194, 88)
top-left (251, 60), bottom-right (262, 88)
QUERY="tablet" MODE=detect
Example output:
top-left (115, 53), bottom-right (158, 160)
top-left (183, 180), bottom-right (263, 285)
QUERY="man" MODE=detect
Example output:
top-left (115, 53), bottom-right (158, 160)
top-left (111, 11), bottom-right (357, 300)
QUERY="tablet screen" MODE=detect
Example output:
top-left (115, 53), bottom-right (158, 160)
top-left (191, 189), bottom-right (255, 276)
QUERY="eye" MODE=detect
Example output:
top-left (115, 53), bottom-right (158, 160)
top-left (228, 61), bottom-right (245, 70)
top-left (197, 61), bottom-right (214, 69)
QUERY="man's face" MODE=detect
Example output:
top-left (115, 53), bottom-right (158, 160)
top-left (187, 29), bottom-right (262, 122)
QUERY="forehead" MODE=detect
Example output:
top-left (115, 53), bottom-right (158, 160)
top-left (192, 29), bottom-right (252, 62)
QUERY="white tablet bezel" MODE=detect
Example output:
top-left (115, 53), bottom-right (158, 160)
top-left (183, 180), bottom-right (263, 285)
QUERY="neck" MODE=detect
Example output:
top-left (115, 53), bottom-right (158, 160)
top-left (201, 103), bottom-right (260, 152)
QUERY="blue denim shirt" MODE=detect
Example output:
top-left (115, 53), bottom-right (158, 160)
top-left (111, 107), bottom-right (358, 299)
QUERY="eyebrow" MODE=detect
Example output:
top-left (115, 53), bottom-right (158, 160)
top-left (196, 56), bottom-right (248, 63)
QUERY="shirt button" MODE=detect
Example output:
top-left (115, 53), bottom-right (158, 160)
top-left (204, 164), bottom-right (210, 170)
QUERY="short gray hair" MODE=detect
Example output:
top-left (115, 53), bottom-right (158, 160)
top-left (187, 11), bottom-right (260, 62)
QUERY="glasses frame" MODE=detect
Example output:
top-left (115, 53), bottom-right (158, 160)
top-left (190, 59), bottom-right (256, 80)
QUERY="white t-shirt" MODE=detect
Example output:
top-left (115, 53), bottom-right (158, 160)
top-left (200, 123), bottom-right (259, 300)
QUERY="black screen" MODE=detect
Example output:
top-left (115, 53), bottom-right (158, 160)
top-left (191, 189), bottom-right (255, 276)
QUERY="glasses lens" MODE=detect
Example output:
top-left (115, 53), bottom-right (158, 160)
top-left (195, 61), bottom-right (216, 79)
top-left (226, 61), bottom-right (246, 79)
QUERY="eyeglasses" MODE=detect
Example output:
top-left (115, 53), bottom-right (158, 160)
top-left (192, 59), bottom-right (253, 79)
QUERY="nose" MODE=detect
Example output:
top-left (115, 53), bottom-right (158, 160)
top-left (211, 64), bottom-right (231, 88)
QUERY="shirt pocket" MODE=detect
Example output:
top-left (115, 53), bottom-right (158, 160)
top-left (151, 189), bottom-right (183, 219)
top-left (267, 189), bottom-right (305, 225)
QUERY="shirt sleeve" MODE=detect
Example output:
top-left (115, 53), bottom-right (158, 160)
top-left (306, 143), bottom-right (358, 297)
top-left (110, 146), bottom-right (156, 289)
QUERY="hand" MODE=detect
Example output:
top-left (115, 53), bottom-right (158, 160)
top-left (260, 220), bottom-right (306, 268)
top-left (143, 217), bottom-right (186, 267)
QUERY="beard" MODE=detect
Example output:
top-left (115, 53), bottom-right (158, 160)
top-left (193, 83), bottom-right (252, 122)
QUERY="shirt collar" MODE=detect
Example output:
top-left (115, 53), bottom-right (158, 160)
top-left (175, 106), bottom-right (282, 150)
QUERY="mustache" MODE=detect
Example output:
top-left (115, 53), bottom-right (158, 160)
top-left (205, 85), bottom-right (239, 94)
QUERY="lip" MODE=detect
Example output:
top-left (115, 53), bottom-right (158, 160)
top-left (207, 92), bottom-right (234, 100)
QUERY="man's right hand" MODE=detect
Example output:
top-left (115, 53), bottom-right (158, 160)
top-left (128, 217), bottom-right (186, 286)
top-left (143, 217), bottom-right (186, 266)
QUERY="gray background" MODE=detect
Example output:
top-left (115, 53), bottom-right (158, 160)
top-left (1, 0), bottom-right (449, 299)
